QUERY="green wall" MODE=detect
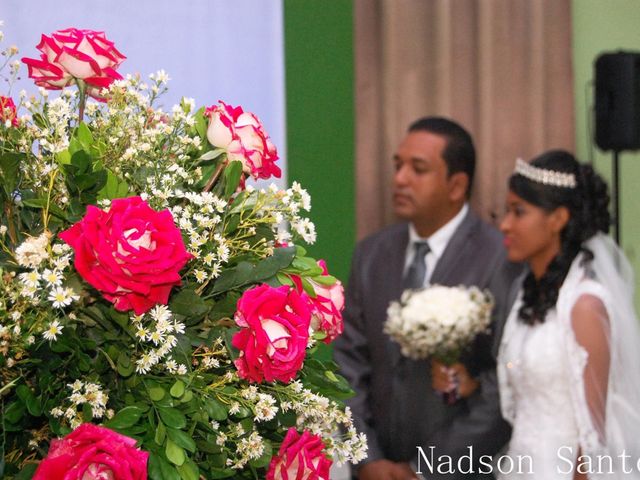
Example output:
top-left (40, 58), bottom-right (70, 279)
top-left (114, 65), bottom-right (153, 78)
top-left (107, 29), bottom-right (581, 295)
top-left (283, 0), bottom-right (355, 283)
top-left (572, 0), bottom-right (640, 307)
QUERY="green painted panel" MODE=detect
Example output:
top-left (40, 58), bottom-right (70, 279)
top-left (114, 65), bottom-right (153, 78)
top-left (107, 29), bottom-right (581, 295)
top-left (283, 0), bottom-right (355, 283)
top-left (572, 0), bottom-right (640, 308)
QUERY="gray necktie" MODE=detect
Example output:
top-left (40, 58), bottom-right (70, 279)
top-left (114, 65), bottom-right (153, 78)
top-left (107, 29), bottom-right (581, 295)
top-left (403, 241), bottom-right (431, 289)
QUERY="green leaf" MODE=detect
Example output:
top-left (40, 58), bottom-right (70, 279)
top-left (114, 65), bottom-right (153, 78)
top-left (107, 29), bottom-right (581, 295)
top-left (3, 401), bottom-right (25, 424)
top-left (180, 390), bottom-right (194, 403)
top-left (204, 397), bottom-right (228, 421)
top-left (117, 352), bottom-right (135, 377)
top-left (104, 406), bottom-right (143, 429)
top-left (70, 149), bottom-right (92, 174)
top-left (223, 160), bottom-right (243, 198)
top-left (158, 407), bottom-right (187, 429)
top-left (56, 149), bottom-right (71, 165)
top-left (82, 402), bottom-right (93, 422)
top-left (166, 428), bottom-right (196, 453)
top-left (277, 409), bottom-right (298, 427)
top-left (149, 451), bottom-right (181, 480)
top-left (16, 385), bottom-right (42, 417)
top-left (253, 247), bottom-right (296, 280)
top-left (98, 170), bottom-right (129, 200)
top-left (310, 274), bottom-right (338, 286)
top-left (14, 463), bottom-right (38, 480)
top-left (195, 439), bottom-right (222, 454)
top-left (178, 459), bottom-right (200, 480)
top-left (155, 422), bottom-right (167, 446)
top-left (276, 272), bottom-right (294, 286)
top-left (291, 256), bottom-right (324, 274)
top-left (169, 380), bottom-right (185, 398)
top-left (194, 106), bottom-right (207, 139)
top-left (176, 459), bottom-right (199, 480)
top-left (165, 438), bottom-right (186, 466)
top-left (300, 277), bottom-right (316, 296)
top-left (198, 149), bottom-right (224, 161)
top-left (223, 213), bottom-right (241, 235)
top-left (169, 288), bottom-right (209, 318)
top-left (21, 198), bottom-right (69, 222)
top-left (325, 370), bottom-right (339, 382)
top-left (0, 151), bottom-right (23, 195)
top-left (149, 387), bottom-right (166, 402)
top-left (76, 122), bottom-right (94, 149)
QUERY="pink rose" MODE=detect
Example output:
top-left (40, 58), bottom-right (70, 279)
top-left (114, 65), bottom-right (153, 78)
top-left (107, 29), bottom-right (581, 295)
top-left (22, 28), bottom-right (126, 99)
top-left (232, 284), bottom-right (310, 383)
top-left (59, 196), bottom-right (192, 315)
top-left (205, 100), bottom-right (281, 180)
top-left (33, 423), bottom-right (148, 480)
top-left (266, 428), bottom-right (332, 480)
top-left (0, 95), bottom-right (19, 127)
top-left (292, 260), bottom-right (345, 343)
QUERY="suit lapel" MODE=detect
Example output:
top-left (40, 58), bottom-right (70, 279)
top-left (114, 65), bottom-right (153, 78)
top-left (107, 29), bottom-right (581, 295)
top-left (430, 209), bottom-right (479, 285)
top-left (386, 226), bottom-right (409, 366)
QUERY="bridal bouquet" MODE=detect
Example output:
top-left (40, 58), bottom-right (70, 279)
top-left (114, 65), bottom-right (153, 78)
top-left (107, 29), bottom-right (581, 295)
top-left (384, 285), bottom-right (493, 364)
top-left (0, 26), bottom-right (366, 480)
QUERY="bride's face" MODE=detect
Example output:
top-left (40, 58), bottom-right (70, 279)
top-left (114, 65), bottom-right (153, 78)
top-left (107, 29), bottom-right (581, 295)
top-left (500, 190), bottom-right (567, 277)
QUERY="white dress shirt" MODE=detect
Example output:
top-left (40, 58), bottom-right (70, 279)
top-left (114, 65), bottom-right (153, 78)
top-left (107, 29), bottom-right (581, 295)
top-left (404, 203), bottom-right (469, 286)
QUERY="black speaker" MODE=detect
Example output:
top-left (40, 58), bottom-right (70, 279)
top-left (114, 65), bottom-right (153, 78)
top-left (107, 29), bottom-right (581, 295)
top-left (595, 51), bottom-right (640, 151)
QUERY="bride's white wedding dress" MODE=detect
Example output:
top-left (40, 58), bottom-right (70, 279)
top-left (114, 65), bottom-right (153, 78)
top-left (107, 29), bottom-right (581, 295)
top-left (497, 234), bottom-right (640, 479)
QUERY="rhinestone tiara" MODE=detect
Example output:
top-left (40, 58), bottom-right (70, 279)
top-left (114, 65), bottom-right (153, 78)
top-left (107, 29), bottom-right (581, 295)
top-left (514, 158), bottom-right (577, 189)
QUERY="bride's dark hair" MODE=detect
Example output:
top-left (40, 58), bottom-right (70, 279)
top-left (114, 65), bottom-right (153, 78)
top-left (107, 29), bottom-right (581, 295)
top-left (509, 150), bottom-right (610, 324)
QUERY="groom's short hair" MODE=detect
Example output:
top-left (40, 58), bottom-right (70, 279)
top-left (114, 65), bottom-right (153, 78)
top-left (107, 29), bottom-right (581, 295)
top-left (409, 116), bottom-right (476, 197)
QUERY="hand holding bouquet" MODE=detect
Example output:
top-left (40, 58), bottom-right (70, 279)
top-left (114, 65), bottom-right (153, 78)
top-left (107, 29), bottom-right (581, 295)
top-left (384, 285), bottom-right (493, 403)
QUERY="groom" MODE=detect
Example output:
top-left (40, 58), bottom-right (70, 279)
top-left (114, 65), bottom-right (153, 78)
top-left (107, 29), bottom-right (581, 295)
top-left (334, 117), bottom-right (521, 480)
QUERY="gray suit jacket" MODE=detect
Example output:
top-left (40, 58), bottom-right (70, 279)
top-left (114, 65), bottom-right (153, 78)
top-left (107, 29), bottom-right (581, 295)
top-left (334, 209), bottom-right (522, 479)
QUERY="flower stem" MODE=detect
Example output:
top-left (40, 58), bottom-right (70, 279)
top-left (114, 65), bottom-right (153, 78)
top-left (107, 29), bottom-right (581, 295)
top-left (77, 79), bottom-right (87, 123)
top-left (203, 162), bottom-right (225, 193)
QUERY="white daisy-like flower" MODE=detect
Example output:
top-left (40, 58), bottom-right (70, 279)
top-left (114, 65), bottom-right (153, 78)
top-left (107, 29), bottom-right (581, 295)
top-left (229, 401), bottom-right (241, 415)
top-left (43, 320), bottom-right (63, 341)
top-left (172, 321), bottom-right (186, 334)
top-left (48, 287), bottom-right (78, 308)
top-left (194, 270), bottom-right (207, 283)
top-left (19, 270), bottom-right (40, 288)
top-left (203, 357), bottom-right (220, 369)
top-left (69, 392), bottom-right (86, 405)
top-left (165, 359), bottom-right (178, 373)
top-left (135, 327), bottom-right (150, 341)
top-left (149, 330), bottom-right (165, 346)
top-left (50, 407), bottom-right (64, 418)
top-left (68, 380), bottom-right (84, 392)
top-left (216, 432), bottom-right (227, 446)
top-left (42, 269), bottom-right (62, 287)
top-left (150, 305), bottom-right (171, 323)
top-left (176, 364), bottom-right (187, 375)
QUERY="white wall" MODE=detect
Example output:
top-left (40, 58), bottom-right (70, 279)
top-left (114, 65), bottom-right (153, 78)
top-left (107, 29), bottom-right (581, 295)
top-left (0, 0), bottom-right (287, 186)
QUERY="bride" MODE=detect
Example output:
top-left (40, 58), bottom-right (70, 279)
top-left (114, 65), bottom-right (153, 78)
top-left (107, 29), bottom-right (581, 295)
top-left (497, 150), bottom-right (640, 479)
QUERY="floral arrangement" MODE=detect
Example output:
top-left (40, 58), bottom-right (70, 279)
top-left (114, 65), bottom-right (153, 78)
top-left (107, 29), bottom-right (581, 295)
top-left (0, 25), bottom-right (366, 479)
top-left (384, 285), bottom-right (493, 364)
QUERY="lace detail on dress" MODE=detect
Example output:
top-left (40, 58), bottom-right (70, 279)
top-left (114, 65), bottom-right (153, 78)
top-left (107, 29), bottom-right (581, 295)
top-left (497, 269), bottom-right (611, 479)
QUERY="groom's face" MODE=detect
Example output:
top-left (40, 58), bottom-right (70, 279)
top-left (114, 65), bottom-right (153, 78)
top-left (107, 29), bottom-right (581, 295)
top-left (392, 131), bottom-right (457, 235)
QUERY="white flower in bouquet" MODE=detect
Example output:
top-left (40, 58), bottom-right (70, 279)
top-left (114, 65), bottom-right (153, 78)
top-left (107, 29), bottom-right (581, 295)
top-left (384, 285), bottom-right (494, 363)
